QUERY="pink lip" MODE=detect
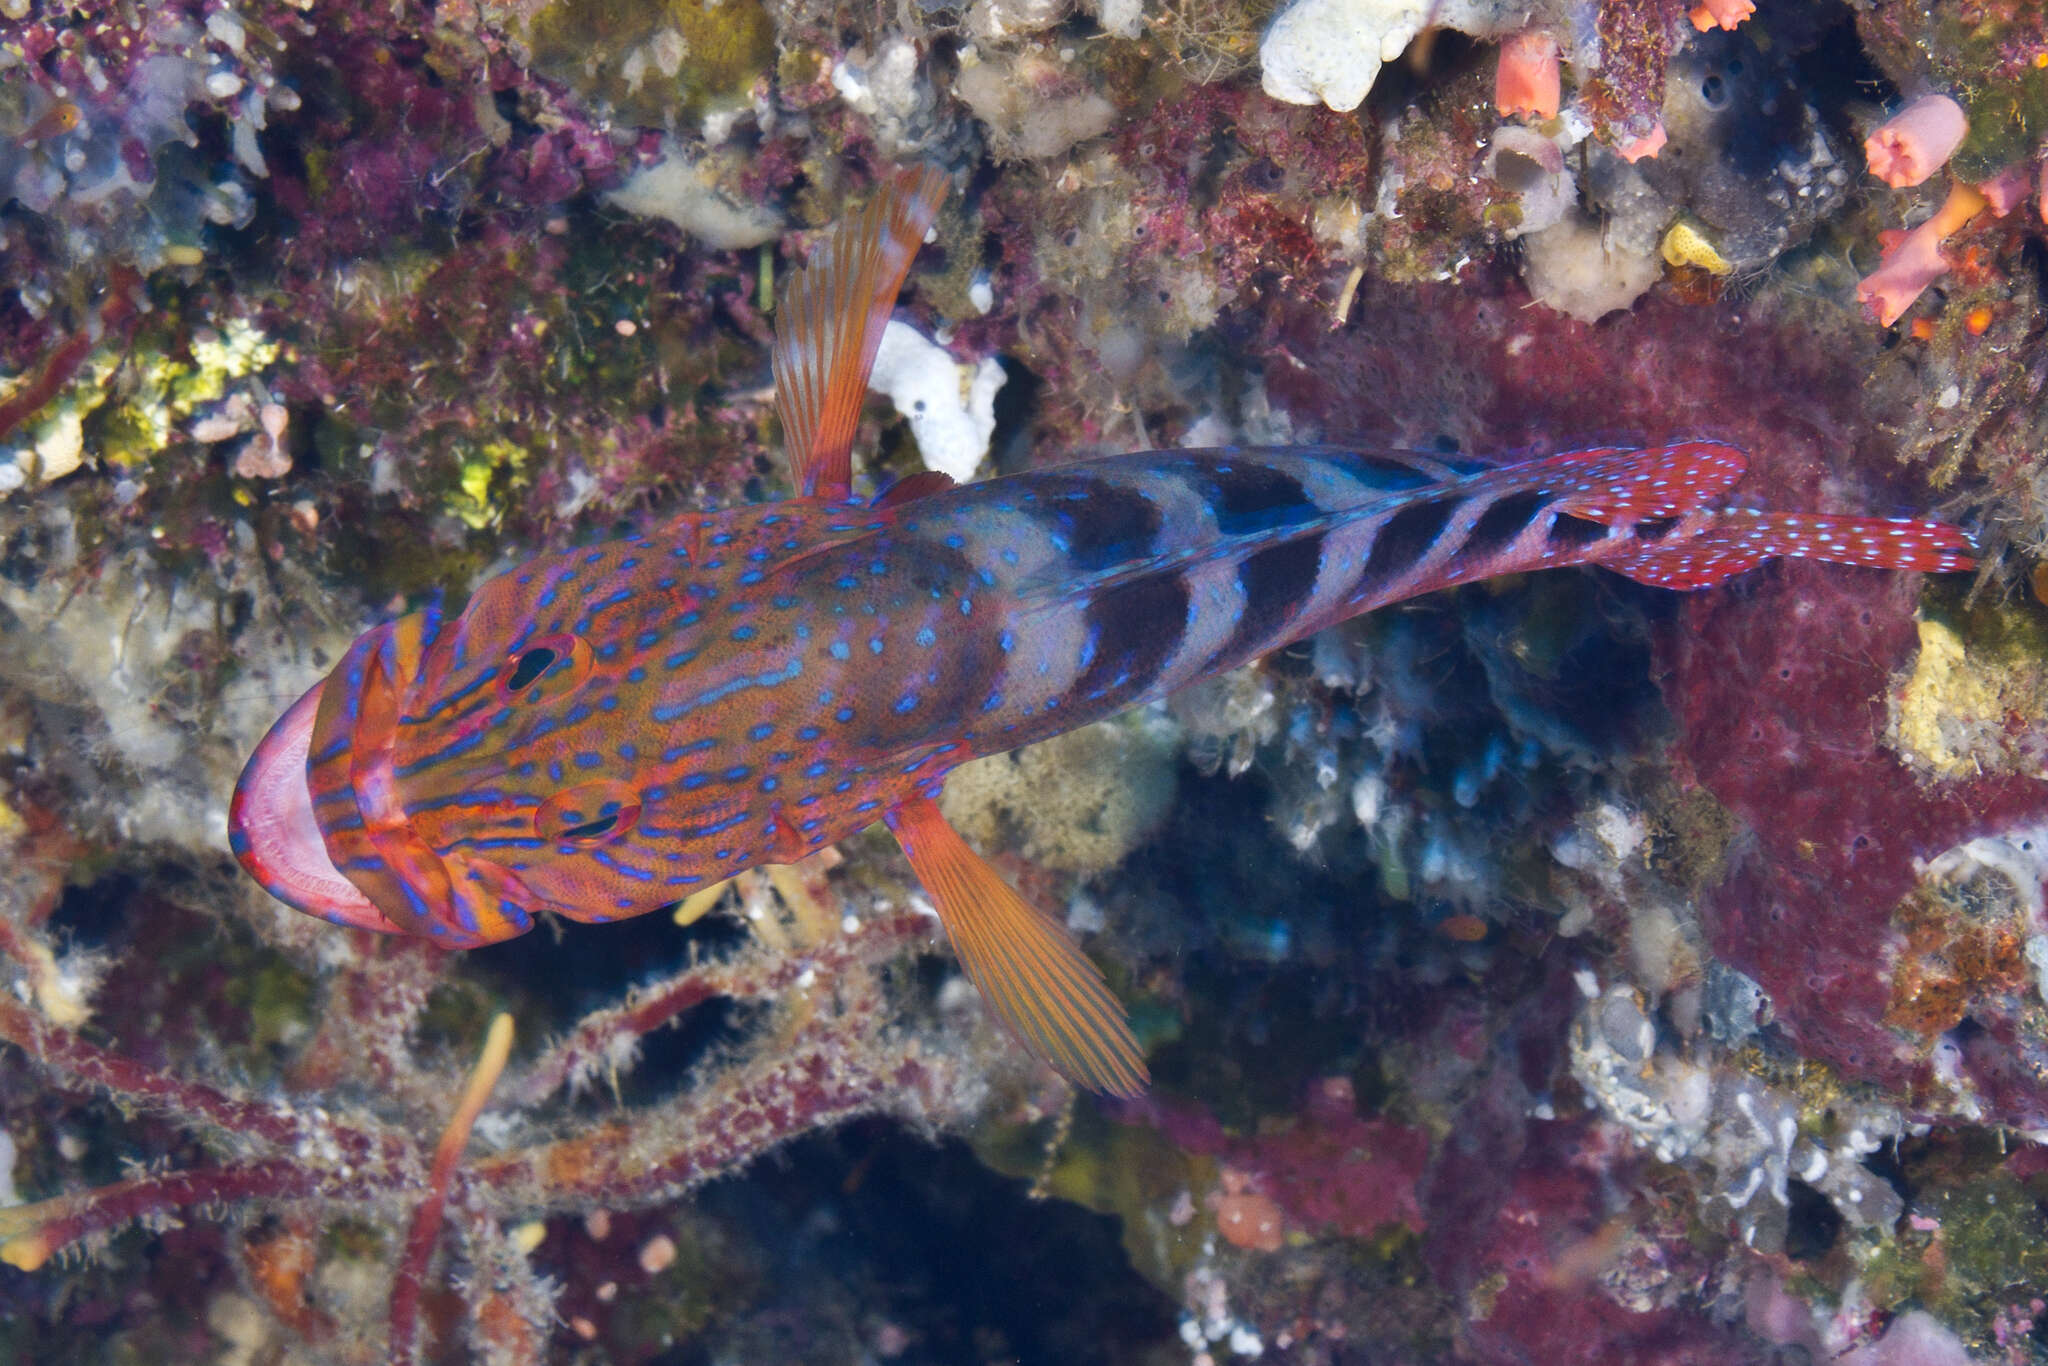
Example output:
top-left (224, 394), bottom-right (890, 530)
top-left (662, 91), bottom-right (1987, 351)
top-left (228, 676), bottom-right (406, 934)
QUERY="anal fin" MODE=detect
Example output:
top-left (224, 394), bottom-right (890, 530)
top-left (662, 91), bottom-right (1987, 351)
top-left (885, 796), bottom-right (1148, 1097)
top-left (1603, 508), bottom-right (1975, 589)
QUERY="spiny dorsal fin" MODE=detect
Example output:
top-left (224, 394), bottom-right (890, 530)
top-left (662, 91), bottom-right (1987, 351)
top-left (871, 469), bottom-right (957, 508)
top-left (772, 165), bottom-right (949, 503)
top-left (1542, 441), bottom-right (1748, 523)
top-left (885, 796), bottom-right (1149, 1097)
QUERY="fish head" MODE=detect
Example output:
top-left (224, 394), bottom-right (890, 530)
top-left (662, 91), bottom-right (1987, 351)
top-left (230, 540), bottom-right (739, 947)
top-left (230, 604), bottom-right (537, 947)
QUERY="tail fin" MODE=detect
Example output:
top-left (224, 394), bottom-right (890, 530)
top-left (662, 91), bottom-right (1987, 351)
top-left (1602, 508), bottom-right (1975, 590)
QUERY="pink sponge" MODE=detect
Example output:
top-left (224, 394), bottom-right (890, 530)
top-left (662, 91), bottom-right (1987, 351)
top-left (1837, 1312), bottom-right (1973, 1366)
top-left (1864, 94), bottom-right (1969, 188)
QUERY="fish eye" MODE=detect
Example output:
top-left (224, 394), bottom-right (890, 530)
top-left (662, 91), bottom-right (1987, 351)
top-left (497, 632), bottom-right (592, 704)
top-left (506, 647), bottom-right (556, 691)
top-left (537, 780), bottom-right (641, 846)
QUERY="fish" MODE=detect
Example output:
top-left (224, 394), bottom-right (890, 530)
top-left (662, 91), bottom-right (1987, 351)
top-left (229, 165), bottom-right (1975, 1097)
top-left (16, 99), bottom-right (80, 147)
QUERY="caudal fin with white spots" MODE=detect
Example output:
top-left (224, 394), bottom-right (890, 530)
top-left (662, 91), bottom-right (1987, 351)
top-left (1601, 509), bottom-right (1976, 590)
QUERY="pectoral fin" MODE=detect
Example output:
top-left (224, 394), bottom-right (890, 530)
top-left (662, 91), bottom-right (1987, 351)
top-left (885, 797), bottom-right (1148, 1097)
top-left (772, 165), bottom-right (948, 502)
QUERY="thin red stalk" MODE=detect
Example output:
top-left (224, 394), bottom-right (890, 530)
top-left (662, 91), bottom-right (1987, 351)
top-left (0, 1161), bottom-right (333, 1270)
top-left (0, 994), bottom-right (316, 1150)
top-left (389, 1015), bottom-right (513, 1366)
top-left (0, 268), bottom-right (142, 441)
top-left (507, 911), bottom-right (930, 1106)
top-left (0, 329), bottom-right (97, 441)
top-left (477, 1005), bottom-right (944, 1214)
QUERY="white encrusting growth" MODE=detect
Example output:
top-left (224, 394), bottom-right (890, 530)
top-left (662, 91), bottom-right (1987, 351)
top-left (1259, 0), bottom-right (1531, 110)
top-left (866, 321), bottom-right (1006, 483)
top-left (603, 142), bottom-right (783, 249)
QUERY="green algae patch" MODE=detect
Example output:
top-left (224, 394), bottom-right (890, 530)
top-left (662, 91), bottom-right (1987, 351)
top-left (1862, 1169), bottom-right (2048, 1351)
top-left (521, 0), bottom-right (775, 126)
top-left (940, 715), bottom-right (1178, 878)
top-left (970, 1101), bottom-right (1215, 1290)
top-left (2, 314), bottom-right (282, 488)
top-left (447, 436), bottom-right (531, 532)
top-left (224, 957), bottom-right (320, 1060)
top-left (1887, 587), bottom-right (2048, 782)
top-left (1644, 781), bottom-right (1739, 900)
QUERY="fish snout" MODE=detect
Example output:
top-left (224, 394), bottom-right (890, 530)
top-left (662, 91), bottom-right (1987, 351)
top-left (229, 673), bottom-right (408, 935)
top-left (232, 616), bottom-right (538, 948)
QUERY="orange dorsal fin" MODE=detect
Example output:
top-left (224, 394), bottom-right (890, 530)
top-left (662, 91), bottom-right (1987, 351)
top-left (772, 165), bottom-right (949, 502)
top-left (885, 796), bottom-right (1148, 1097)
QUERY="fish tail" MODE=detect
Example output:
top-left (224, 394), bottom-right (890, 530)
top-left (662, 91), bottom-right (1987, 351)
top-left (1467, 442), bottom-right (1976, 587)
top-left (1599, 508), bottom-right (1976, 589)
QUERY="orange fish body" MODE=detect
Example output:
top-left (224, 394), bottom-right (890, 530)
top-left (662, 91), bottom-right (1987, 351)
top-left (231, 167), bottom-right (1974, 1096)
top-left (18, 99), bottom-right (80, 147)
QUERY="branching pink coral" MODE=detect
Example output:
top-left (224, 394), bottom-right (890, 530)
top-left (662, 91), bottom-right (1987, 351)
top-left (1495, 31), bottom-right (1561, 121)
top-left (1856, 182), bottom-right (1985, 326)
top-left (1864, 95), bottom-right (1969, 189)
top-left (1688, 0), bottom-right (1754, 31)
top-left (0, 853), bottom-right (972, 1361)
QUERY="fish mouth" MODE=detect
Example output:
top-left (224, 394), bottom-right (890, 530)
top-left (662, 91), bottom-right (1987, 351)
top-left (230, 615), bottom-right (536, 948)
top-left (229, 674), bottom-right (407, 935)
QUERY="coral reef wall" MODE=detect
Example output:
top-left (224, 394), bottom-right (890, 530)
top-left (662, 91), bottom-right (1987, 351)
top-left (5, 0), bottom-right (2048, 1361)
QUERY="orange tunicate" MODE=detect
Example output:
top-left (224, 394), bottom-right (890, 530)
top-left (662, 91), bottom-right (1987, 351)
top-left (1910, 317), bottom-right (1937, 341)
top-left (1439, 913), bottom-right (1489, 942)
top-left (1618, 122), bottom-right (1668, 163)
top-left (1495, 31), bottom-right (1560, 121)
top-left (1965, 305), bottom-right (1993, 335)
top-left (1688, 0), bottom-right (1754, 31)
top-left (1856, 182), bottom-right (1987, 326)
top-left (1215, 1190), bottom-right (1287, 1252)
